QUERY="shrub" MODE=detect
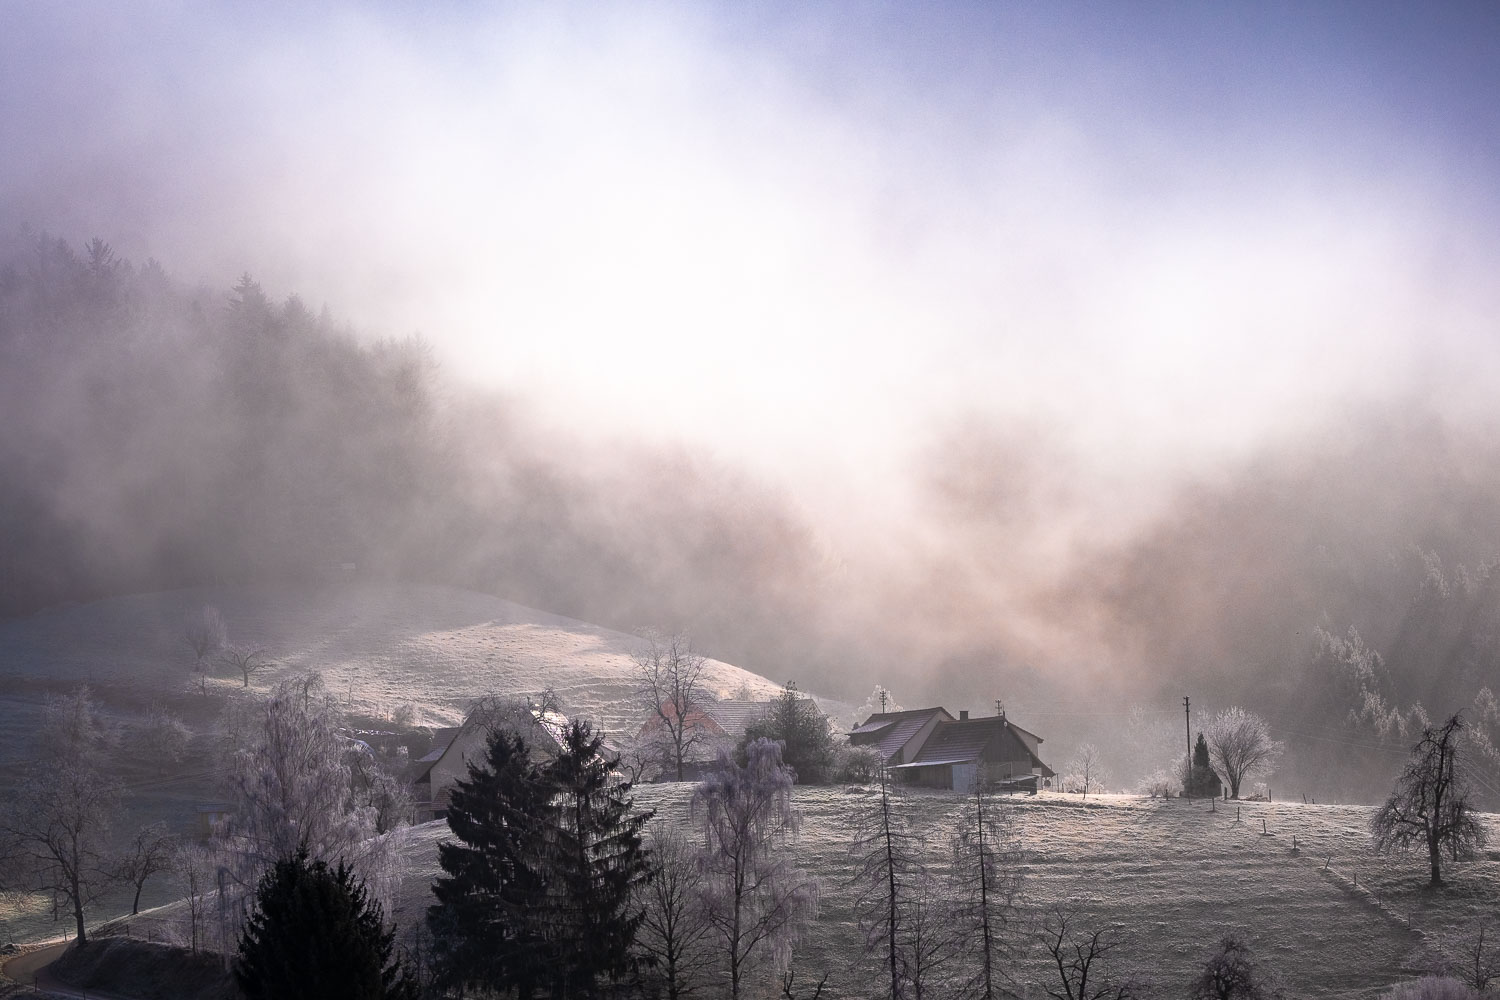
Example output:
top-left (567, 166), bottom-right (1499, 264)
top-left (1137, 770), bottom-right (1178, 798)
top-left (835, 744), bottom-right (883, 783)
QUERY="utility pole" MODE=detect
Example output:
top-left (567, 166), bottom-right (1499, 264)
top-left (1184, 696), bottom-right (1193, 788)
top-left (879, 688), bottom-right (889, 713)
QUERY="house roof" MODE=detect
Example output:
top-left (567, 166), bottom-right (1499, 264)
top-left (894, 715), bottom-right (1054, 777)
top-left (638, 702), bottom-right (728, 740)
top-left (406, 709), bottom-right (565, 787)
top-left (702, 700), bottom-right (775, 742)
top-left (853, 708), bottom-right (955, 763)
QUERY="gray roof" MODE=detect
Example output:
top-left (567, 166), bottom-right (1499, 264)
top-left (853, 708), bottom-right (954, 763)
top-left (703, 700), bottom-right (775, 742)
top-left (899, 716), bottom-right (1053, 776)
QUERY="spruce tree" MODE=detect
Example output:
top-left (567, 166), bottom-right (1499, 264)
top-left (543, 719), bottom-right (656, 998)
top-left (234, 847), bottom-right (416, 1000)
top-left (428, 728), bottom-right (553, 998)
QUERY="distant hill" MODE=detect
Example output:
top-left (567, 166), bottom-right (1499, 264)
top-left (0, 581), bottom-right (842, 737)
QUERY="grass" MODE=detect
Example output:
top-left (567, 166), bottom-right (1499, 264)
top-left (80, 786), bottom-right (1500, 999)
top-left (365, 786), bottom-right (1500, 1000)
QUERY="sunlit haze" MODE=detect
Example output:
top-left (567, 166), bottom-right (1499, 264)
top-left (10, 4), bottom-right (1500, 519)
top-left (8, 2), bottom-right (1500, 718)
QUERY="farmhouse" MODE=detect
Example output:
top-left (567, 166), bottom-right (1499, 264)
top-left (408, 702), bottom-right (567, 821)
top-left (851, 707), bottom-right (1054, 793)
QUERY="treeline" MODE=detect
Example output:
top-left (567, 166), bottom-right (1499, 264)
top-left (0, 233), bottom-right (830, 674)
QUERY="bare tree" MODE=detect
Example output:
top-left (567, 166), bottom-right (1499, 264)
top-left (185, 604), bottom-right (227, 694)
top-left (220, 644), bottom-right (271, 689)
top-left (1067, 744), bottom-right (1105, 802)
top-left (639, 822), bottom-right (715, 1000)
top-left (899, 876), bottom-right (958, 1000)
top-left (634, 628), bottom-right (709, 782)
top-left (694, 740), bottom-right (818, 998)
top-left (1037, 905), bottom-right (1138, 1000)
top-left (174, 843), bottom-right (213, 954)
top-left (1204, 708), bottom-right (1283, 800)
top-left (0, 688), bottom-right (122, 944)
top-left (951, 779), bottom-right (1023, 1000)
top-left (117, 822), bottom-right (177, 914)
top-left (1371, 714), bottom-right (1485, 886)
top-left (849, 765), bottom-right (925, 1000)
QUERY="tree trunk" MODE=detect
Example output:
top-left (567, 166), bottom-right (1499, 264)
top-left (132, 883), bottom-right (143, 915)
top-left (883, 779), bottom-right (899, 1000)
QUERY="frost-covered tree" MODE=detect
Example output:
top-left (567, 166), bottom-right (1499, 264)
top-left (0, 687), bottom-right (121, 944)
top-left (184, 605), bottom-right (226, 694)
top-left (634, 628), bottom-right (710, 782)
top-left (848, 686), bottom-right (904, 728)
top-left (694, 739), bottom-right (818, 998)
top-left (174, 843), bottom-right (214, 954)
top-left (1371, 714), bottom-right (1485, 886)
top-left (133, 702), bottom-right (192, 772)
top-left (951, 780), bottom-right (1023, 1000)
top-left (222, 674), bottom-right (400, 903)
top-left (1205, 708), bottom-right (1283, 800)
top-left (1065, 744), bottom-right (1105, 801)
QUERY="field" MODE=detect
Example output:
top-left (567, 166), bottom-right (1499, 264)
top-left (359, 787), bottom-right (1500, 1000)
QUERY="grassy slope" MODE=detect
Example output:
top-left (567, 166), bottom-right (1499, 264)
top-left (0, 581), bottom-right (819, 943)
top-left (381, 788), bottom-right (1500, 1000)
top-left (0, 581), bottom-right (795, 732)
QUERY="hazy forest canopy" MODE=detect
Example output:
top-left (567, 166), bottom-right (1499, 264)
top-left (6, 232), bottom-right (1500, 799)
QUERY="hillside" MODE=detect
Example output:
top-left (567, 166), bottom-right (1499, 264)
top-left (104, 788), bottom-right (1500, 999)
top-left (0, 581), bottom-right (806, 733)
top-left (0, 581), bottom-right (840, 942)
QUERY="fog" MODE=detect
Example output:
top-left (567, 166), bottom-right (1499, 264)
top-left (7, 2), bottom-right (1500, 795)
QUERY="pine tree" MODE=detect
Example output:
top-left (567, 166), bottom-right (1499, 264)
top-left (543, 719), bottom-right (656, 998)
top-left (427, 728), bottom-right (553, 998)
top-left (234, 847), bottom-right (416, 1000)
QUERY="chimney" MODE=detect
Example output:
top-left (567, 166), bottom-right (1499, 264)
top-left (959, 710), bottom-right (969, 721)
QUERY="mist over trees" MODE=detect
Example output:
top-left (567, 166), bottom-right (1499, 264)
top-left (11, 232), bottom-right (1500, 802)
top-left (0, 232), bottom-right (831, 679)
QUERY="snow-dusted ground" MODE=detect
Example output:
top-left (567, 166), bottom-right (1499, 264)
top-left (395, 787), bottom-right (1500, 999)
top-left (0, 581), bottom-right (806, 734)
top-left (77, 787), bottom-right (1500, 999)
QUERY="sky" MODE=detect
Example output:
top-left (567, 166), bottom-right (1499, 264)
top-left (6, 0), bottom-right (1500, 541)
